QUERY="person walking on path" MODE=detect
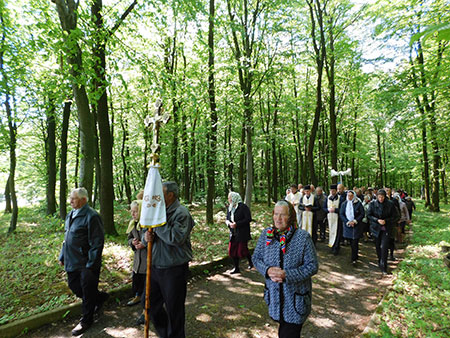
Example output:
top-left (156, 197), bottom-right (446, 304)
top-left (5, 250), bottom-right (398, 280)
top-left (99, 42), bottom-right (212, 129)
top-left (393, 193), bottom-right (410, 244)
top-left (325, 184), bottom-right (342, 255)
top-left (339, 190), bottom-right (365, 265)
top-left (298, 185), bottom-right (320, 244)
top-left (253, 200), bottom-right (318, 338)
top-left (226, 191), bottom-right (253, 274)
top-left (126, 200), bottom-right (147, 306)
top-left (137, 181), bottom-right (195, 338)
top-left (286, 184), bottom-right (302, 225)
top-left (315, 187), bottom-right (328, 242)
top-left (367, 189), bottom-right (399, 275)
top-left (58, 187), bottom-right (109, 336)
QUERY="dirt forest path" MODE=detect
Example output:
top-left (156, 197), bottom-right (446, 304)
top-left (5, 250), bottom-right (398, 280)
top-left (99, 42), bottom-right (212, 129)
top-left (25, 239), bottom-right (404, 338)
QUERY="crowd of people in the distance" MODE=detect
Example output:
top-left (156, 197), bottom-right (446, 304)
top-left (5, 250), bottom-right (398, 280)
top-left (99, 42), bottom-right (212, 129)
top-left (285, 184), bottom-right (414, 274)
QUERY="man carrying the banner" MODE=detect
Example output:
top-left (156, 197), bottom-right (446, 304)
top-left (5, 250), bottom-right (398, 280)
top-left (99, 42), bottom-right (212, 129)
top-left (298, 185), bottom-right (320, 244)
top-left (325, 184), bottom-right (342, 255)
top-left (137, 181), bottom-right (195, 338)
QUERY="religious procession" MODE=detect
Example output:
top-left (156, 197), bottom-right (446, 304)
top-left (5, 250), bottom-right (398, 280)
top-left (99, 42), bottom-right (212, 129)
top-left (58, 159), bottom-right (416, 338)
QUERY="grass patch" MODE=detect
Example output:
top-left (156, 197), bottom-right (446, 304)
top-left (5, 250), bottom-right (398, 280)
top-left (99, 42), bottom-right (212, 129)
top-left (365, 201), bottom-right (450, 338)
top-left (0, 201), bottom-right (273, 325)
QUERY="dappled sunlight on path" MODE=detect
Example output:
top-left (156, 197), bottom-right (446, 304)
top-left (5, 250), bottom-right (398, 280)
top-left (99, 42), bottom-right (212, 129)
top-left (25, 238), bottom-right (405, 338)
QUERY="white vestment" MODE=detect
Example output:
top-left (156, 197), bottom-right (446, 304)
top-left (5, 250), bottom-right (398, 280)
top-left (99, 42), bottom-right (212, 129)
top-left (301, 195), bottom-right (314, 236)
top-left (327, 196), bottom-right (340, 247)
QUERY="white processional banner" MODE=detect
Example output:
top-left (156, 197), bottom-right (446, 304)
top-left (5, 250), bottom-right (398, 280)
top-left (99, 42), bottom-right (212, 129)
top-left (140, 165), bottom-right (166, 228)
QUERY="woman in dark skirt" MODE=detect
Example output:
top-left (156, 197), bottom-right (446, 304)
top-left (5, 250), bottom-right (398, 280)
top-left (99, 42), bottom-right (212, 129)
top-left (226, 192), bottom-right (253, 274)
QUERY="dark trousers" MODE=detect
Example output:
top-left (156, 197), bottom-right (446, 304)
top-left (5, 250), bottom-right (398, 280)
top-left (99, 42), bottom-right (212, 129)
top-left (312, 220), bottom-right (318, 245)
top-left (142, 263), bottom-right (188, 338)
top-left (67, 268), bottom-right (101, 324)
top-left (132, 272), bottom-right (146, 297)
top-left (350, 238), bottom-right (359, 262)
top-left (331, 220), bottom-right (342, 254)
top-left (389, 237), bottom-right (395, 257)
top-left (319, 218), bottom-right (326, 240)
top-left (375, 231), bottom-right (390, 272)
top-left (278, 319), bottom-right (303, 338)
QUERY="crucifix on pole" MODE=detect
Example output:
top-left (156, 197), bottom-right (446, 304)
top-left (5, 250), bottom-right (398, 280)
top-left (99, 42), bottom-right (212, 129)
top-left (144, 99), bottom-right (171, 166)
top-left (142, 99), bottom-right (170, 338)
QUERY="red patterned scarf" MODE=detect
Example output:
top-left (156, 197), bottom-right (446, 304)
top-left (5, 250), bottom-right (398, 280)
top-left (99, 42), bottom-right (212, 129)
top-left (266, 227), bottom-right (292, 254)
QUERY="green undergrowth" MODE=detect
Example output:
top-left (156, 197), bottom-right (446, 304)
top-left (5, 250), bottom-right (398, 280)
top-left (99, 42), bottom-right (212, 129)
top-left (0, 201), bottom-right (272, 326)
top-left (365, 201), bottom-right (450, 338)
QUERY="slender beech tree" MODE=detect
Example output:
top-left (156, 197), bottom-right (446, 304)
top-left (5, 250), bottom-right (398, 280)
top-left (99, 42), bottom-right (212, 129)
top-left (306, 0), bottom-right (327, 186)
top-left (226, 0), bottom-right (275, 207)
top-left (59, 100), bottom-right (71, 220)
top-left (45, 95), bottom-right (57, 215)
top-left (206, 0), bottom-right (217, 224)
top-left (52, 0), bottom-right (96, 200)
top-left (0, 6), bottom-right (18, 233)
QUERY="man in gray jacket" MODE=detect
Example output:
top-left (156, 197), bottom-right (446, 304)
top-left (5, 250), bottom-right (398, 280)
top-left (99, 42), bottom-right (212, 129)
top-left (59, 188), bottom-right (108, 336)
top-left (137, 181), bottom-right (195, 338)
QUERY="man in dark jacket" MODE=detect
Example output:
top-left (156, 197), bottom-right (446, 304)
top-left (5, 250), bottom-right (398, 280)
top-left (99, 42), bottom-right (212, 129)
top-left (59, 188), bottom-right (108, 336)
top-left (367, 189), bottom-right (399, 275)
top-left (315, 187), bottom-right (328, 241)
top-left (137, 181), bottom-right (195, 338)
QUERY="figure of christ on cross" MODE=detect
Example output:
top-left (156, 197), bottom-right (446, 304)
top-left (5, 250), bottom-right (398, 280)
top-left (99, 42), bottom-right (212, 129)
top-left (144, 99), bottom-right (171, 165)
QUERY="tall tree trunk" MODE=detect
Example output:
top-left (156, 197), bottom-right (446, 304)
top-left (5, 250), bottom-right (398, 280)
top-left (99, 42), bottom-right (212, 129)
top-left (351, 109), bottom-right (357, 188)
top-left (376, 130), bottom-right (383, 187)
top-left (92, 0), bottom-right (117, 234)
top-left (244, 99), bottom-right (254, 208)
top-left (120, 116), bottom-right (132, 204)
top-left (6, 99), bottom-right (17, 234)
top-left (441, 157), bottom-right (447, 204)
top-left (53, 0), bottom-right (96, 199)
top-left (0, 13), bottom-right (18, 233)
top-left (45, 98), bottom-right (57, 215)
top-left (74, 127), bottom-right (80, 188)
top-left (325, 21), bottom-right (338, 184)
top-left (59, 100), bottom-right (71, 220)
top-left (4, 175), bottom-right (11, 213)
top-left (92, 108), bottom-right (101, 209)
top-left (189, 117), bottom-right (198, 204)
top-left (306, 0), bottom-right (326, 186)
top-left (238, 126), bottom-right (246, 198)
top-left (182, 108), bottom-right (190, 201)
top-left (270, 99), bottom-right (278, 202)
top-left (206, 0), bottom-right (217, 224)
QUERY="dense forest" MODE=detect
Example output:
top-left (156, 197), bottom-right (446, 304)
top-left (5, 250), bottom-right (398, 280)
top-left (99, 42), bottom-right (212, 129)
top-left (0, 0), bottom-right (449, 234)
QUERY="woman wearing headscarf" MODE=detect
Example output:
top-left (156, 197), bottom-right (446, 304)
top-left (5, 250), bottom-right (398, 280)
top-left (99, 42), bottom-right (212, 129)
top-left (252, 200), bottom-right (318, 337)
top-left (340, 190), bottom-right (365, 265)
top-left (126, 200), bottom-right (147, 306)
top-left (226, 191), bottom-right (253, 274)
top-left (393, 193), bottom-right (410, 244)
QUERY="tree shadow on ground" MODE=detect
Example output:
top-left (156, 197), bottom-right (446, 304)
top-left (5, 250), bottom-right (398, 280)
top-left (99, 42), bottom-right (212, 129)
top-left (24, 234), bottom-right (405, 338)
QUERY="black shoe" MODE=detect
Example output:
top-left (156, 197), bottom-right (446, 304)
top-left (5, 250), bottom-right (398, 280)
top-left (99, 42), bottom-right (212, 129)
top-left (248, 265), bottom-right (254, 269)
top-left (136, 314), bottom-right (145, 326)
top-left (230, 268), bottom-right (240, 274)
top-left (389, 256), bottom-right (398, 261)
top-left (72, 321), bottom-right (91, 336)
top-left (352, 260), bottom-right (357, 266)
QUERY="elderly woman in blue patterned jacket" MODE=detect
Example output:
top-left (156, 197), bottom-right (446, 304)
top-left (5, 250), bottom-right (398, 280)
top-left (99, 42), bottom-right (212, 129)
top-left (252, 200), bottom-right (318, 338)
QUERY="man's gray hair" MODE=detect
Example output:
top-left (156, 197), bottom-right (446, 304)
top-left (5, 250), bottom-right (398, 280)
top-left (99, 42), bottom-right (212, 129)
top-left (72, 187), bottom-right (88, 200)
top-left (163, 181), bottom-right (179, 199)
